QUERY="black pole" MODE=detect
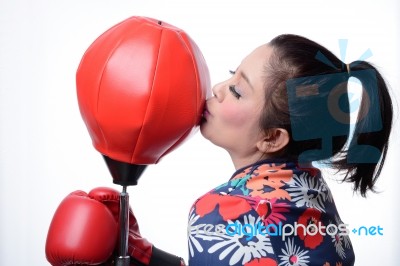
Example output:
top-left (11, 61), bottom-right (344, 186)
top-left (102, 155), bottom-right (148, 266)
top-left (116, 186), bottom-right (130, 266)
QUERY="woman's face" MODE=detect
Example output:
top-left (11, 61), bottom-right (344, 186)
top-left (201, 44), bottom-right (272, 168)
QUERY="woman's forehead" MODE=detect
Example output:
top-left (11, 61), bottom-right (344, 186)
top-left (239, 44), bottom-right (272, 89)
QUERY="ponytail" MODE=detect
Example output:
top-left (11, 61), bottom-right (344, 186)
top-left (263, 34), bottom-right (394, 197)
top-left (332, 61), bottom-right (393, 196)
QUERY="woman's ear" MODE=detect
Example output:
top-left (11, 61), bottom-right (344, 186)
top-left (257, 128), bottom-right (289, 154)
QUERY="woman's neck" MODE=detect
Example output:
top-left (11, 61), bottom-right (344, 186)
top-left (229, 151), bottom-right (269, 170)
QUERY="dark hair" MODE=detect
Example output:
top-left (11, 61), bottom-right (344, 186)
top-left (261, 34), bottom-right (393, 197)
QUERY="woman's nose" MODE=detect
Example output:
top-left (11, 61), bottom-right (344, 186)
top-left (212, 83), bottom-right (225, 102)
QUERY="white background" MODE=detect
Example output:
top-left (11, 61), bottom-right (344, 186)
top-left (0, 0), bottom-right (399, 265)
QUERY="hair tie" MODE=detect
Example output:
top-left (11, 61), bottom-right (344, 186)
top-left (346, 63), bottom-right (351, 76)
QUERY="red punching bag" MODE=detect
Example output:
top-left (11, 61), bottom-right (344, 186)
top-left (76, 16), bottom-right (211, 184)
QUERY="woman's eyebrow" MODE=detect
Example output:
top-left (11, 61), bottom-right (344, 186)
top-left (239, 70), bottom-right (254, 91)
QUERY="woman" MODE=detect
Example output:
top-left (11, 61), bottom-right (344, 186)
top-left (185, 34), bottom-right (392, 265)
top-left (57, 34), bottom-right (391, 266)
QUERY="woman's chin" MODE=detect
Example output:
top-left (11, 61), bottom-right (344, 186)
top-left (199, 122), bottom-right (211, 139)
top-left (199, 122), bottom-right (207, 136)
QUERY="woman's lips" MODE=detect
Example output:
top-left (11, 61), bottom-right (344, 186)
top-left (202, 105), bottom-right (211, 120)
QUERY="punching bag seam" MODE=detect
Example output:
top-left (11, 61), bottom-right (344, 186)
top-left (130, 25), bottom-right (163, 163)
top-left (176, 32), bottom-right (200, 126)
top-left (154, 31), bottom-right (199, 163)
top-left (95, 36), bottom-right (126, 153)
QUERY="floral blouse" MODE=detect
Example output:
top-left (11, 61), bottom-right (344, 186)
top-left (187, 160), bottom-right (355, 266)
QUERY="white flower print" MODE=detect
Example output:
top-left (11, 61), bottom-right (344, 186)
top-left (343, 231), bottom-right (351, 249)
top-left (319, 176), bottom-right (334, 203)
top-left (286, 172), bottom-right (327, 212)
top-left (330, 231), bottom-right (346, 259)
top-left (207, 214), bottom-right (274, 265)
top-left (327, 216), bottom-right (351, 259)
top-left (278, 238), bottom-right (310, 266)
top-left (188, 209), bottom-right (227, 257)
top-left (188, 209), bottom-right (203, 257)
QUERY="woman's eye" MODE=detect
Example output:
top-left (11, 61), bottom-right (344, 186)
top-left (229, 85), bottom-right (241, 99)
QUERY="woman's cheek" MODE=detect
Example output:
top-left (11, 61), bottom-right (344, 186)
top-left (220, 103), bottom-right (250, 127)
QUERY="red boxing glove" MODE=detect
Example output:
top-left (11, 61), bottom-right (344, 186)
top-left (97, 189), bottom-right (184, 265)
top-left (128, 217), bottom-right (186, 266)
top-left (45, 188), bottom-right (119, 265)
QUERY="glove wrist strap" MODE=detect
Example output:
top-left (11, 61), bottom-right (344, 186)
top-left (148, 246), bottom-right (185, 266)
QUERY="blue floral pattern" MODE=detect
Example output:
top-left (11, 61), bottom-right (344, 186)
top-left (188, 160), bottom-right (355, 266)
